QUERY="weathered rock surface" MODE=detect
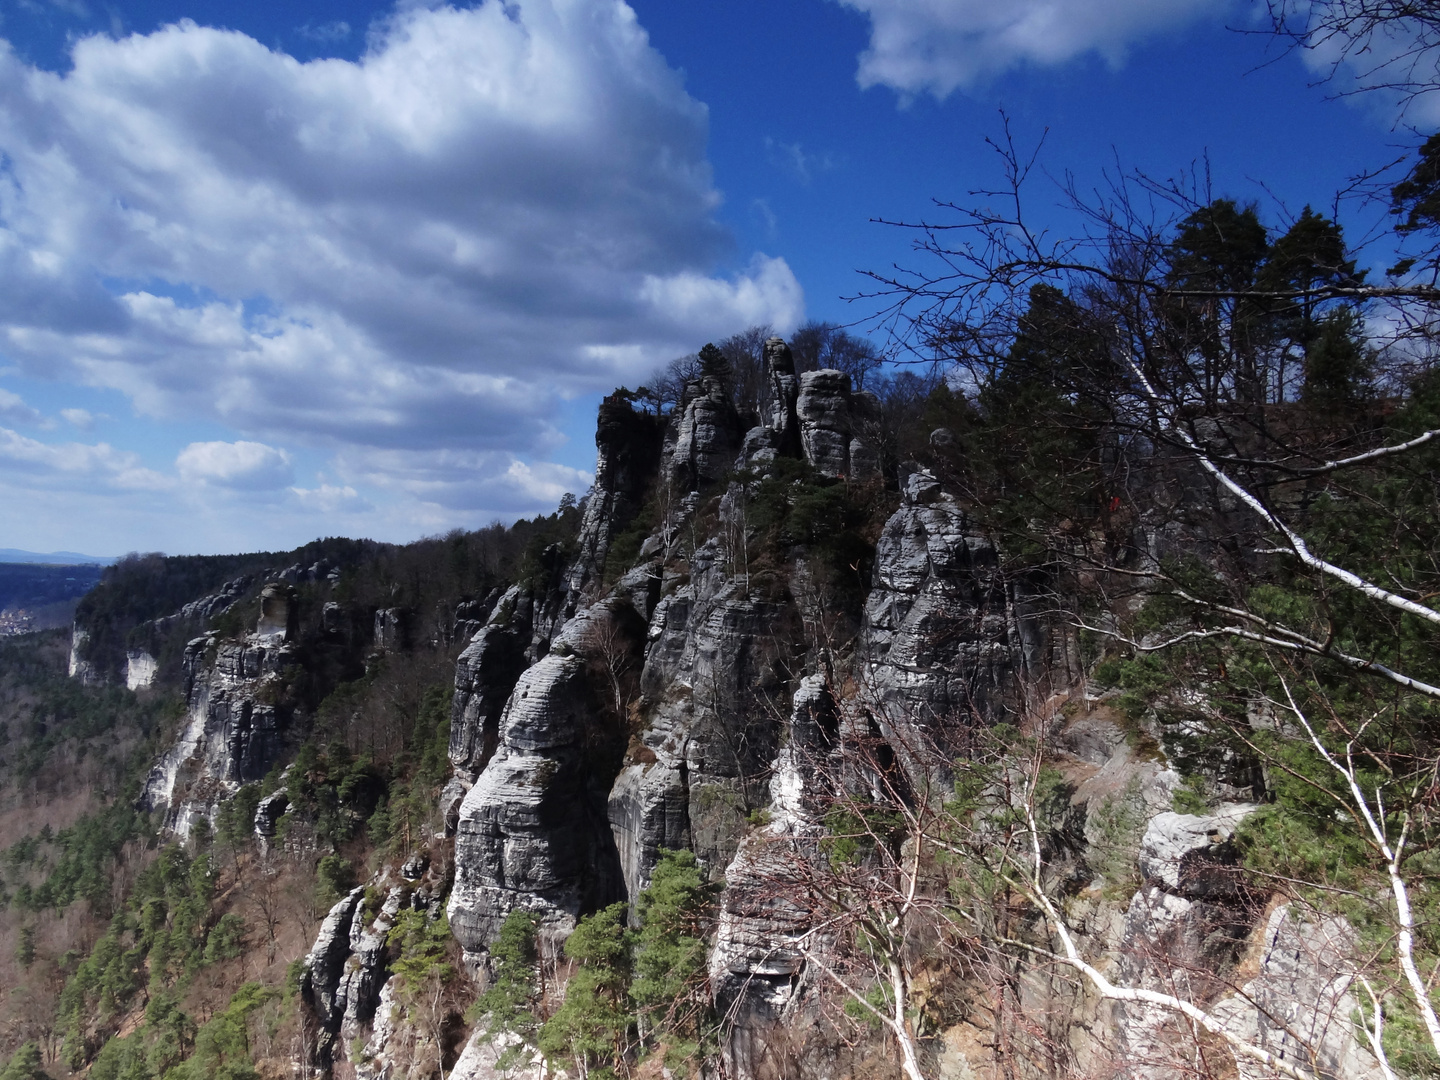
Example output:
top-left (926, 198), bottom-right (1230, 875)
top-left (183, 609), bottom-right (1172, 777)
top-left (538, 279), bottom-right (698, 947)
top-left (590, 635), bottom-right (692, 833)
top-left (448, 586), bottom-right (531, 778)
top-left (1138, 805), bottom-right (1256, 897)
top-left (670, 375), bottom-right (744, 491)
top-left (448, 644), bottom-right (624, 955)
top-left (1112, 803), bottom-right (1260, 1079)
top-left (609, 535), bottom-right (790, 893)
top-left (764, 336), bottom-right (802, 457)
top-left (796, 369), bottom-right (853, 477)
top-left (301, 886), bottom-right (367, 1068)
top-left (67, 627), bottom-right (101, 686)
top-left (564, 391), bottom-right (664, 606)
top-left (125, 649), bottom-right (157, 690)
top-left (448, 1028), bottom-right (543, 1080)
top-left (140, 630), bottom-right (296, 836)
top-left (1213, 905), bottom-right (1386, 1080)
top-left (373, 607), bottom-right (412, 652)
top-left (859, 469), bottom-right (1017, 769)
top-left (709, 678), bottom-right (840, 1080)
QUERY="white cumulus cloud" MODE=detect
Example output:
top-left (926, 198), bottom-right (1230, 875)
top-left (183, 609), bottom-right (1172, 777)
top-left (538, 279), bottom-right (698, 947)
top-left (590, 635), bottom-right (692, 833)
top-left (835, 0), bottom-right (1230, 98)
top-left (0, 427), bottom-right (170, 491)
top-left (0, 0), bottom-right (802, 536)
top-left (176, 440), bottom-right (295, 490)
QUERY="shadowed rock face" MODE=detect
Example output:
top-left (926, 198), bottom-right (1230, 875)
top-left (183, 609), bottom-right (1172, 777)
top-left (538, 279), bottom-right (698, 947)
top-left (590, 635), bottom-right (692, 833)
top-left (448, 585), bottom-right (532, 779)
top-left (565, 392), bottom-right (665, 607)
top-left (708, 676), bottom-right (842, 1080)
top-left (764, 336), bottom-right (802, 458)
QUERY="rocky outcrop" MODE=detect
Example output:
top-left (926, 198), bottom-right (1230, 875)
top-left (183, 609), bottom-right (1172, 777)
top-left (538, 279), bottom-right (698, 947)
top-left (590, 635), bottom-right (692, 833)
top-left (139, 630), bottom-right (295, 835)
top-left (564, 391), bottom-right (665, 605)
top-left (138, 585), bottom-right (320, 836)
top-left (125, 648), bottom-right (157, 690)
top-left (791, 369), bottom-right (882, 481)
top-left (253, 788), bottom-right (289, 854)
top-left (1137, 805), bottom-right (1256, 897)
top-left (448, 623), bottom-right (626, 956)
top-left (796, 369), bottom-right (853, 477)
top-left (859, 469), bottom-right (1017, 771)
top-left (302, 887), bottom-right (367, 1068)
top-left (67, 627), bottom-right (101, 685)
top-left (1213, 906), bottom-right (1386, 1080)
top-left (256, 583), bottom-right (296, 639)
top-left (763, 336), bottom-right (802, 458)
top-left (670, 375), bottom-right (744, 492)
top-left (709, 677), bottom-right (839, 1080)
top-left (165, 574), bottom-right (254, 626)
top-left (373, 607), bottom-right (412, 652)
top-left (608, 535), bottom-right (791, 895)
top-left (1113, 804), bottom-right (1260, 1079)
top-left (448, 586), bottom-right (532, 778)
top-left (448, 1028), bottom-right (543, 1080)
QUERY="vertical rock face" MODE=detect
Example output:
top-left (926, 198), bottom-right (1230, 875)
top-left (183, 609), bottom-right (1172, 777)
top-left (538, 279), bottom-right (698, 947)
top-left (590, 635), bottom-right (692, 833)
top-left (448, 643), bottom-right (625, 955)
top-left (67, 627), bottom-right (101, 686)
top-left (125, 649), bottom-right (158, 690)
top-left (796, 369), bottom-right (853, 478)
top-left (790, 368), bottom-right (883, 481)
top-left (301, 887), bottom-right (367, 1069)
top-left (257, 583), bottom-right (296, 639)
top-left (1112, 806), bottom-right (1259, 1080)
top-left (373, 607), bottom-right (412, 652)
top-left (1213, 906), bottom-right (1386, 1080)
top-left (671, 376), bottom-right (744, 491)
top-left (764, 336), bottom-right (802, 458)
top-left (709, 677), bottom-right (839, 1080)
top-left (137, 583), bottom-right (344, 837)
top-left (606, 534), bottom-right (792, 901)
top-left (140, 631), bottom-right (296, 834)
top-left (565, 391), bottom-right (665, 605)
top-left (448, 586), bottom-right (532, 779)
top-left (859, 469), bottom-right (1016, 766)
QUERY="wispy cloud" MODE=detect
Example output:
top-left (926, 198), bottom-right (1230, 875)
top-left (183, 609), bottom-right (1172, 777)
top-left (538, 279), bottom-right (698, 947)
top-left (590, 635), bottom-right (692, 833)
top-left (834, 0), bottom-right (1231, 99)
top-left (764, 137), bottom-right (836, 184)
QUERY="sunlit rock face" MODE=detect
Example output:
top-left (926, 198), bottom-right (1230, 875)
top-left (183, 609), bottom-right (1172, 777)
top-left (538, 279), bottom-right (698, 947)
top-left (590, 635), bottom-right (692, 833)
top-left (857, 467), bottom-right (1018, 776)
top-left (447, 645), bottom-right (626, 956)
top-left (140, 632), bottom-right (295, 837)
top-left (670, 375), bottom-right (744, 492)
top-left (607, 539), bottom-right (791, 900)
top-left (139, 586), bottom-right (304, 837)
top-left (67, 626), bottom-right (101, 686)
top-left (434, 335), bottom-right (1366, 1080)
top-left (125, 648), bottom-right (157, 690)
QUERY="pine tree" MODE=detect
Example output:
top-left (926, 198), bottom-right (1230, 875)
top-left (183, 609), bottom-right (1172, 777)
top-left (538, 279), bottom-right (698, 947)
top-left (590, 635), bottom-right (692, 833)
top-left (630, 850), bottom-right (715, 1067)
top-left (537, 903), bottom-right (634, 1080)
top-left (0, 1043), bottom-right (50, 1080)
top-left (475, 908), bottom-right (541, 1041)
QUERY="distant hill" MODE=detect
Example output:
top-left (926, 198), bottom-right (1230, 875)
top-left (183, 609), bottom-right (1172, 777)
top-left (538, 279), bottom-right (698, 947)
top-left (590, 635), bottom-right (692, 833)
top-left (0, 561), bottom-right (107, 634)
top-left (0, 548), bottom-right (116, 565)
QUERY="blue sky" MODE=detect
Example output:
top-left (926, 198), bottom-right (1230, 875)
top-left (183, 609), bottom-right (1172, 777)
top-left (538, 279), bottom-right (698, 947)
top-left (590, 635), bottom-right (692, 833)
top-left (0, 0), bottom-right (1416, 556)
